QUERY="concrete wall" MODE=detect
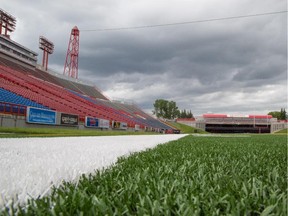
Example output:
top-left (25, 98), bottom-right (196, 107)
top-left (271, 122), bottom-right (287, 133)
top-left (0, 114), bottom-right (23, 128)
top-left (0, 114), bottom-right (145, 132)
top-left (0, 114), bottom-right (80, 129)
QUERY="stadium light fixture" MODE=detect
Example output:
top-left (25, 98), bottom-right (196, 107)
top-left (39, 36), bottom-right (54, 71)
top-left (0, 9), bottom-right (16, 38)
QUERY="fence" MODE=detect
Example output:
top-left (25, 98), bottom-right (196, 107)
top-left (0, 101), bottom-right (26, 116)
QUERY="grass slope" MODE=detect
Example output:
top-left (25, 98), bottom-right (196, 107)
top-left (166, 121), bottom-right (206, 134)
top-left (3, 135), bottom-right (287, 215)
top-left (274, 128), bottom-right (287, 134)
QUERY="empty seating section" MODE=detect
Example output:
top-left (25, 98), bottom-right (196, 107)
top-left (67, 89), bottom-right (145, 127)
top-left (72, 82), bottom-right (108, 100)
top-left (34, 69), bottom-right (108, 100)
top-left (0, 56), bottom-right (108, 100)
top-left (0, 65), bottom-right (144, 127)
top-left (0, 56), bottom-right (172, 130)
top-left (111, 101), bottom-right (171, 129)
top-left (0, 88), bottom-right (48, 109)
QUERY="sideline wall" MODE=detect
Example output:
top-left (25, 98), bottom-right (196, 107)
top-left (271, 122), bottom-right (287, 133)
top-left (0, 114), bottom-right (144, 132)
top-left (0, 114), bottom-right (79, 129)
top-left (0, 115), bottom-right (26, 128)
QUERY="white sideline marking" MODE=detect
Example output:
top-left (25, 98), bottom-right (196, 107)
top-left (0, 134), bottom-right (187, 207)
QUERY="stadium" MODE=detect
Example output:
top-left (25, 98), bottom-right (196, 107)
top-left (0, 9), bottom-right (175, 133)
top-left (0, 7), bottom-right (286, 215)
top-left (0, 8), bottom-right (286, 134)
top-left (177, 113), bottom-right (286, 133)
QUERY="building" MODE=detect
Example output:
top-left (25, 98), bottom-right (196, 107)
top-left (178, 114), bottom-right (286, 133)
top-left (0, 35), bottom-right (38, 66)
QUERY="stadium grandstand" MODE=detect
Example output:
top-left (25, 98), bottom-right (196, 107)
top-left (176, 114), bottom-right (287, 133)
top-left (0, 8), bottom-right (173, 132)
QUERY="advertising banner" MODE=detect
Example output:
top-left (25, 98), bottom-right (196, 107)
top-left (135, 124), bottom-right (140, 131)
top-left (99, 119), bottom-right (110, 129)
top-left (120, 122), bottom-right (127, 129)
top-left (112, 121), bottom-right (120, 129)
top-left (26, 107), bottom-right (56, 125)
top-left (60, 113), bottom-right (78, 126)
top-left (112, 121), bottom-right (127, 130)
top-left (85, 117), bottom-right (99, 127)
top-left (85, 117), bottom-right (110, 129)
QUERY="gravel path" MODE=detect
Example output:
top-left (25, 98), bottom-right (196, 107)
top-left (0, 134), bottom-right (186, 207)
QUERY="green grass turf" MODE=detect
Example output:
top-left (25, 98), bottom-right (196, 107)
top-left (0, 127), bottom-right (156, 138)
top-left (274, 128), bottom-right (287, 134)
top-left (2, 134), bottom-right (286, 215)
top-left (0, 121), bottom-right (205, 138)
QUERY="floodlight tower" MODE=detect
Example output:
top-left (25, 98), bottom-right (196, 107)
top-left (0, 9), bottom-right (16, 38)
top-left (39, 36), bottom-right (54, 71)
top-left (63, 26), bottom-right (80, 79)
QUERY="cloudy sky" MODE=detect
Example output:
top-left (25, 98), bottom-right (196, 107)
top-left (2, 0), bottom-right (287, 115)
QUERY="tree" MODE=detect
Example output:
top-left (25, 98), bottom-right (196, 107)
top-left (153, 99), bottom-right (180, 119)
top-left (268, 111), bottom-right (281, 119)
top-left (179, 109), bottom-right (194, 118)
top-left (180, 109), bottom-right (186, 118)
top-left (268, 108), bottom-right (287, 120)
top-left (187, 110), bottom-right (194, 118)
top-left (280, 108), bottom-right (287, 120)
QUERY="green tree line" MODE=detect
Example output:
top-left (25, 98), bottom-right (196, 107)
top-left (268, 108), bottom-right (287, 120)
top-left (153, 99), bottom-right (194, 120)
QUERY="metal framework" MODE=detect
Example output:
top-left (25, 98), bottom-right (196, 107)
top-left (0, 9), bottom-right (16, 38)
top-left (63, 26), bottom-right (80, 79)
top-left (39, 36), bottom-right (54, 71)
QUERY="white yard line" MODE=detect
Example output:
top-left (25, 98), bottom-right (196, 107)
top-left (0, 134), bottom-right (186, 207)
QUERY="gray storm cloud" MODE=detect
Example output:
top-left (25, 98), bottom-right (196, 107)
top-left (2, 0), bottom-right (287, 115)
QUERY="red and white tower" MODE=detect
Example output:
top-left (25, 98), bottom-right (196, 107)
top-left (63, 26), bottom-right (80, 79)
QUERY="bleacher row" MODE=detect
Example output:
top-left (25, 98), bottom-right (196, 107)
top-left (0, 88), bottom-right (48, 109)
top-left (0, 57), bottom-right (171, 130)
top-left (0, 56), bottom-right (108, 100)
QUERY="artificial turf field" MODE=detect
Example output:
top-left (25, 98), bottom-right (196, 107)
top-left (1, 133), bottom-right (286, 215)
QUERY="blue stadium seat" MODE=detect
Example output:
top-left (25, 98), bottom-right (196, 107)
top-left (19, 106), bottom-right (25, 114)
top-left (0, 88), bottom-right (49, 109)
top-left (5, 104), bottom-right (11, 112)
top-left (12, 105), bottom-right (19, 113)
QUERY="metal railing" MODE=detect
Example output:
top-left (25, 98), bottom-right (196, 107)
top-left (0, 101), bottom-right (26, 116)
